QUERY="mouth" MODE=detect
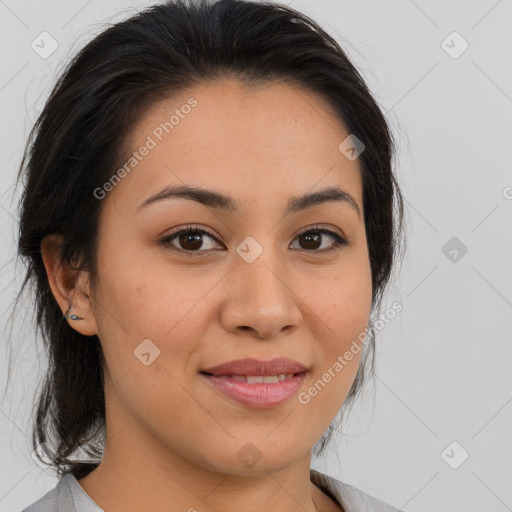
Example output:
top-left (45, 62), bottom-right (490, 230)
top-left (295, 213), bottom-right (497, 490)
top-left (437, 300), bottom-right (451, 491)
top-left (201, 373), bottom-right (301, 383)
top-left (200, 357), bottom-right (308, 377)
top-left (200, 358), bottom-right (308, 408)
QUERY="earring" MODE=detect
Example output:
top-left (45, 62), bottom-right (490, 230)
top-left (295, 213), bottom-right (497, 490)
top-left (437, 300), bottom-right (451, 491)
top-left (64, 305), bottom-right (84, 321)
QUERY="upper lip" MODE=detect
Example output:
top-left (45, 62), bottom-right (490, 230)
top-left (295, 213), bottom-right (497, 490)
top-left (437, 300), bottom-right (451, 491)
top-left (201, 358), bottom-right (308, 376)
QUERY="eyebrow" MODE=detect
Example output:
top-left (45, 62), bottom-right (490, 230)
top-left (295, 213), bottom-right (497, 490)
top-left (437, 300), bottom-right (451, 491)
top-left (137, 184), bottom-right (361, 218)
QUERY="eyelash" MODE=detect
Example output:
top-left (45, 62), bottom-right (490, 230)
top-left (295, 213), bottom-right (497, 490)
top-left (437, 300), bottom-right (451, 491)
top-left (159, 224), bottom-right (348, 257)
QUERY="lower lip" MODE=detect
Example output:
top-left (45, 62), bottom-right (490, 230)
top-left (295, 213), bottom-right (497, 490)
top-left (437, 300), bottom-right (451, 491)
top-left (201, 373), bottom-right (307, 408)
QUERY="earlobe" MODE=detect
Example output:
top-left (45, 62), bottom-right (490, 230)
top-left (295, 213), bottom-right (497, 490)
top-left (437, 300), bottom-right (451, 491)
top-left (63, 304), bottom-right (84, 321)
top-left (40, 234), bottom-right (98, 336)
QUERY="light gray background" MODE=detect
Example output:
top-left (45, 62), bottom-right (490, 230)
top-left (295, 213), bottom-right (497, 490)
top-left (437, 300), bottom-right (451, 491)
top-left (1, 1), bottom-right (511, 511)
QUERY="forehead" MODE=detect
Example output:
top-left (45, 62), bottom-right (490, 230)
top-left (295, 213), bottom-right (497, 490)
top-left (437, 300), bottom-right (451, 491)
top-left (103, 77), bottom-right (363, 216)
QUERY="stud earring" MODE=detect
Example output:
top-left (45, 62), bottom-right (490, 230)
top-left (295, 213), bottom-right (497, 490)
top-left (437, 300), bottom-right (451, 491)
top-left (64, 305), bottom-right (84, 321)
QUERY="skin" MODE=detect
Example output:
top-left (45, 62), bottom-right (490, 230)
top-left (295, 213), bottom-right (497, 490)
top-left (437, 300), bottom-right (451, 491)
top-left (41, 77), bottom-right (373, 512)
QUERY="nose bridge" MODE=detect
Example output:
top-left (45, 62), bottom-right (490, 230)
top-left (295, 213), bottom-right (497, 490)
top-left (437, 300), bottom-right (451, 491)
top-left (244, 249), bottom-right (287, 301)
top-left (239, 238), bottom-right (288, 301)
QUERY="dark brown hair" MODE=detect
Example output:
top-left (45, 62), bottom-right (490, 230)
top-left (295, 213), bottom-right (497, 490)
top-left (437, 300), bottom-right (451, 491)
top-left (13, 0), bottom-right (406, 479)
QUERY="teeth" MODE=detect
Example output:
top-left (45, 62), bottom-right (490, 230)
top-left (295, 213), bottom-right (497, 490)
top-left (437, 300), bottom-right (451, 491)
top-left (247, 375), bottom-right (276, 384)
top-left (226, 374), bottom-right (292, 383)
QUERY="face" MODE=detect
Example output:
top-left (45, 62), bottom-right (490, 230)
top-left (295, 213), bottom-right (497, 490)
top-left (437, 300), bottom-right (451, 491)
top-left (86, 77), bottom-right (372, 475)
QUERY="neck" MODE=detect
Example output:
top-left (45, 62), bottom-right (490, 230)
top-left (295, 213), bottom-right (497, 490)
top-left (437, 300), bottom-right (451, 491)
top-left (77, 421), bottom-right (324, 512)
top-left (79, 450), bottom-right (322, 512)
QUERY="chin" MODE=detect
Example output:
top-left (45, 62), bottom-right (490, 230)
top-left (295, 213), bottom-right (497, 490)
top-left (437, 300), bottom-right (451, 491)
top-left (192, 436), bottom-right (311, 476)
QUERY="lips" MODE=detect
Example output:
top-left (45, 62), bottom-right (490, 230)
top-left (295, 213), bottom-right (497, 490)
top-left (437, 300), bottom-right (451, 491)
top-left (200, 358), bottom-right (309, 408)
top-left (222, 374), bottom-right (295, 383)
top-left (200, 357), bottom-right (308, 378)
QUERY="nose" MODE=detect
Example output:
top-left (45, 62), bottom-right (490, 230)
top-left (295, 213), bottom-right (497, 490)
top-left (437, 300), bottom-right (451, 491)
top-left (219, 251), bottom-right (303, 340)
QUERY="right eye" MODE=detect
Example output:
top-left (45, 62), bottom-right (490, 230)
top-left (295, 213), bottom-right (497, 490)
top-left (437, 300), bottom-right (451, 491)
top-left (159, 225), bottom-right (224, 256)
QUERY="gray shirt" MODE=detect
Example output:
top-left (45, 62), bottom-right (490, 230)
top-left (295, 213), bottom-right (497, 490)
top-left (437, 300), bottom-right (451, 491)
top-left (22, 468), bottom-right (403, 512)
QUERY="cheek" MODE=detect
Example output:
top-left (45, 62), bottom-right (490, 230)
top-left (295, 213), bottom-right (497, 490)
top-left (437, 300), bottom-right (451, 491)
top-left (94, 269), bottom-right (209, 381)
top-left (92, 248), bottom-right (238, 431)
top-left (93, 259), bottom-right (208, 436)
top-left (306, 257), bottom-right (373, 343)
top-left (297, 259), bottom-right (373, 411)
top-left (94, 230), bottom-right (214, 340)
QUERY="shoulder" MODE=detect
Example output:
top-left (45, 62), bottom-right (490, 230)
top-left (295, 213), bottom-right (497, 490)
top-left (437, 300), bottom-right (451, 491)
top-left (310, 469), bottom-right (404, 512)
top-left (21, 474), bottom-right (75, 512)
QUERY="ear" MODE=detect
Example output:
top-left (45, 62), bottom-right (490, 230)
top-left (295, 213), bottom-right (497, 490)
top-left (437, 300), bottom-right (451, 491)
top-left (40, 233), bottom-right (98, 336)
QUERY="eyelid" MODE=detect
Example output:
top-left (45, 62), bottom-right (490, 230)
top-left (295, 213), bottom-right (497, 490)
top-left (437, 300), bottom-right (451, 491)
top-left (294, 223), bottom-right (346, 240)
top-left (162, 224), bottom-right (223, 249)
top-left (165, 224), bottom-right (219, 240)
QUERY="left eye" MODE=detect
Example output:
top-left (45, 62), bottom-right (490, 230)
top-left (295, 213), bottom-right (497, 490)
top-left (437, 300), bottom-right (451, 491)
top-left (160, 225), bottom-right (348, 256)
top-left (291, 227), bottom-right (348, 252)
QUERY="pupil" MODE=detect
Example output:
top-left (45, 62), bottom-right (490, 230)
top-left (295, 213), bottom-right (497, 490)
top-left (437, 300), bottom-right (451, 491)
top-left (180, 232), bottom-right (202, 250)
top-left (301, 232), bottom-right (320, 250)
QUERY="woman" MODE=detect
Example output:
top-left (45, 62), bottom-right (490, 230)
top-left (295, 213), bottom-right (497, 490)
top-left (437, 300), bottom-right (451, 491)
top-left (16, 0), bottom-right (406, 510)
